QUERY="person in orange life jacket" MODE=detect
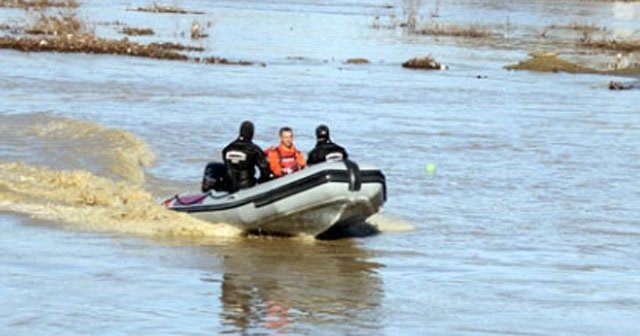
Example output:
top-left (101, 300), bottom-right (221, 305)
top-left (307, 124), bottom-right (348, 165)
top-left (266, 126), bottom-right (306, 177)
top-left (222, 121), bottom-right (270, 193)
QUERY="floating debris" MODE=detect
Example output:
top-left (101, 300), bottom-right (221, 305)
top-left (120, 27), bottom-right (154, 36)
top-left (129, 4), bottom-right (205, 15)
top-left (190, 21), bottom-right (200, 38)
top-left (195, 56), bottom-right (265, 67)
top-left (190, 20), bottom-right (208, 39)
top-left (609, 80), bottom-right (638, 90)
top-left (0, 0), bottom-right (79, 9)
top-left (345, 58), bottom-right (370, 64)
top-left (402, 56), bottom-right (446, 70)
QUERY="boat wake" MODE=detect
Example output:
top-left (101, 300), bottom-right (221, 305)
top-left (0, 113), bottom-right (240, 239)
top-left (0, 112), bottom-right (154, 184)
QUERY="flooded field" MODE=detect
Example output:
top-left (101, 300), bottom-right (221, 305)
top-left (1, 0), bottom-right (639, 335)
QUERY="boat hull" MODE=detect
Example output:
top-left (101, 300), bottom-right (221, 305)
top-left (164, 160), bottom-right (386, 237)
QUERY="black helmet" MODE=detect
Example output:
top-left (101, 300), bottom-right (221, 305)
top-left (239, 121), bottom-right (254, 141)
top-left (315, 124), bottom-right (330, 141)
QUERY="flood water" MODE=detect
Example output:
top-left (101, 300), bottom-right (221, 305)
top-left (1, 0), bottom-right (640, 335)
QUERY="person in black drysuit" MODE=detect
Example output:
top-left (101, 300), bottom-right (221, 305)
top-left (307, 125), bottom-right (349, 165)
top-left (222, 121), bottom-right (270, 193)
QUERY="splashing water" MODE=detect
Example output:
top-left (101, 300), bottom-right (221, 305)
top-left (23, 114), bottom-right (156, 184)
top-left (0, 161), bottom-right (241, 239)
top-left (0, 114), bottom-right (241, 239)
top-left (368, 213), bottom-right (415, 233)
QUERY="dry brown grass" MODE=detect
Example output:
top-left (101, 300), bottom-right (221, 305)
top-left (608, 65), bottom-right (640, 76)
top-left (540, 20), bottom-right (640, 54)
top-left (402, 56), bottom-right (444, 70)
top-left (505, 54), bottom-right (596, 73)
top-left (0, 35), bottom-right (188, 60)
top-left (0, 34), bottom-right (263, 67)
top-left (0, 0), bottom-right (78, 8)
top-left (415, 22), bottom-right (493, 39)
top-left (130, 4), bottom-right (204, 15)
top-left (505, 53), bottom-right (640, 76)
top-left (0, 2), bottom-right (267, 67)
top-left (120, 27), bottom-right (154, 36)
top-left (24, 11), bottom-right (84, 36)
top-left (581, 39), bottom-right (640, 53)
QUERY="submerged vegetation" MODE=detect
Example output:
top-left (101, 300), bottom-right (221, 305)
top-left (415, 22), bottom-right (493, 39)
top-left (345, 58), bottom-right (370, 64)
top-left (0, 0), bottom-right (638, 77)
top-left (129, 4), bottom-right (205, 15)
top-left (194, 56), bottom-right (265, 67)
top-left (24, 11), bottom-right (84, 35)
top-left (581, 39), bottom-right (640, 53)
top-left (147, 42), bottom-right (204, 52)
top-left (0, 5), bottom-right (263, 66)
top-left (120, 27), bottom-right (154, 36)
top-left (369, 2), bottom-right (639, 78)
top-left (0, 0), bottom-right (78, 9)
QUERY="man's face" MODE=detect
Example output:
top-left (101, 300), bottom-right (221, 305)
top-left (280, 131), bottom-right (293, 148)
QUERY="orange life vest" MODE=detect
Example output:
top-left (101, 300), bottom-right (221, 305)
top-left (266, 144), bottom-right (306, 177)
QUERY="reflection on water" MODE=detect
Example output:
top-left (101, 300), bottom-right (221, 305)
top-left (212, 239), bottom-right (382, 334)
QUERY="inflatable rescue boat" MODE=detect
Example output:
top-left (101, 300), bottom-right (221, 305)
top-left (163, 160), bottom-right (386, 237)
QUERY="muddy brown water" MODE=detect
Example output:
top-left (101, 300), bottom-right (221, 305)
top-left (1, 1), bottom-right (640, 335)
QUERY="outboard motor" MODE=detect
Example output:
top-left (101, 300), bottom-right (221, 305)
top-left (201, 162), bottom-right (229, 192)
